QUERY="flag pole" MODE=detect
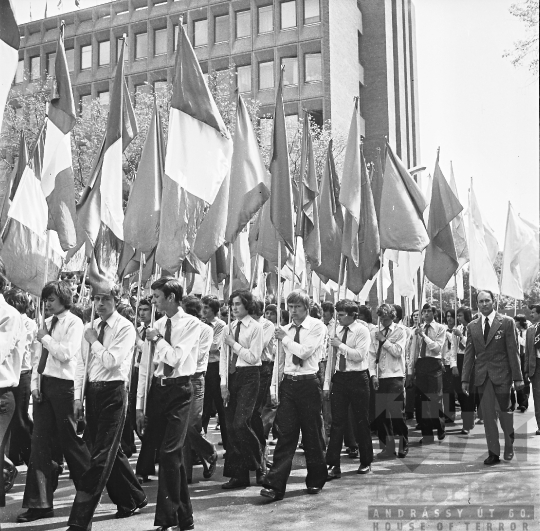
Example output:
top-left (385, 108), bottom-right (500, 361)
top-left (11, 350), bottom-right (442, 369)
top-left (142, 304), bottom-right (156, 418)
top-left (271, 242), bottom-right (283, 405)
top-left (79, 258), bottom-right (89, 305)
top-left (439, 286), bottom-right (443, 315)
top-left (229, 242), bottom-right (234, 299)
top-left (80, 299), bottom-right (95, 403)
top-left (378, 250), bottom-right (384, 304)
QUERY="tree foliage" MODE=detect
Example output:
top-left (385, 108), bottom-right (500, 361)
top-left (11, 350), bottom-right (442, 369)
top-left (504, 0), bottom-right (539, 76)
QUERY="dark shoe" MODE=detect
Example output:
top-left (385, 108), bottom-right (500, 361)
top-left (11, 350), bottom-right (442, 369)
top-left (222, 478), bottom-right (250, 489)
top-left (460, 429), bottom-right (470, 435)
top-left (348, 447), bottom-right (359, 459)
top-left (17, 508), bottom-right (55, 523)
top-left (504, 446), bottom-right (514, 461)
top-left (180, 523), bottom-right (195, 531)
top-left (484, 454), bottom-right (500, 466)
top-left (376, 450), bottom-right (396, 460)
top-left (115, 496), bottom-right (148, 518)
top-left (519, 406), bottom-right (527, 413)
top-left (397, 448), bottom-right (409, 458)
top-left (476, 419), bottom-right (484, 425)
top-left (256, 468), bottom-right (266, 485)
top-left (415, 424), bottom-right (422, 430)
top-left (438, 433), bottom-right (446, 441)
top-left (5, 465), bottom-right (18, 493)
top-left (136, 474), bottom-right (149, 484)
top-left (306, 487), bottom-right (322, 494)
top-left (357, 465), bottom-right (371, 474)
top-left (203, 452), bottom-right (218, 479)
top-left (327, 466), bottom-right (341, 480)
top-left (536, 429), bottom-right (540, 435)
top-left (260, 487), bottom-right (284, 501)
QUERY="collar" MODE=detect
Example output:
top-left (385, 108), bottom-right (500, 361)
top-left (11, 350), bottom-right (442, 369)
top-left (166, 307), bottom-right (187, 323)
top-left (237, 314), bottom-right (254, 328)
top-left (54, 309), bottom-right (70, 321)
top-left (98, 310), bottom-right (121, 329)
top-left (287, 315), bottom-right (315, 331)
top-left (337, 320), bottom-right (361, 333)
top-left (0, 294), bottom-right (5, 305)
top-left (483, 310), bottom-right (496, 325)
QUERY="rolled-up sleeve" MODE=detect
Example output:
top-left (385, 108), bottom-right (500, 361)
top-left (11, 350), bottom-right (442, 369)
top-left (91, 323), bottom-right (135, 370)
top-left (282, 323), bottom-right (326, 360)
top-left (41, 318), bottom-right (84, 363)
top-left (233, 324), bottom-right (263, 365)
top-left (153, 318), bottom-right (200, 371)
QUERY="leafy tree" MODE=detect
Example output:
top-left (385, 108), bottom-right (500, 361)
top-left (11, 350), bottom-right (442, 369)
top-left (504, 0), bottom-right (539, 75)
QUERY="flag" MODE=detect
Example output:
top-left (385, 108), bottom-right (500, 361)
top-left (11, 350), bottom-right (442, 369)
top-left (371, 147), bottom-right (384, 223)
top-left (312, 140), bottom-right (343, 284)
top-left (295, 116), bottom-right (321, 267)
top-left (448, 161), bottom-right (468, 268)
top-left (483, 220), bottom-right (499, 264)
top-left (269, 70), bottom-right (294, 253)
top-left (379, 143), bottom-right (429, 252)
top-left (193, 94), bottom-right (270, 262)
top-left (73, 39), bottom-right (137, 293)
top-left (424, 155), bottom-right (463, 289)
top-left (122, 97), bottom-right (164, 271)
top-left (347, 148), bottom-right (380, 294)
top-left (255, 200), bottom-right (288, 269)
top-left (500, 203), bottom-right (539, 299)
top-left (468, 181), bottom-right (499, 293)
top-left (156, 24), bottom-right (232, 272)
top-left (0, 132), bottom-right (27, 230)
top-left (41, 24), bottom-right (77, 251)
top-left (339, 99), bottom-right (362, 266)
top-left (0, 0), bottom-right (19, 133)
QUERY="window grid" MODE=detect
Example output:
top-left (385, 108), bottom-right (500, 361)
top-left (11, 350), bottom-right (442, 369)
top-left (259, 60), bottom-right (274, 90)
top-left (65, 48), bottom-right (75, 72)
top-left (154, 28), bottom-right (167, 56)
top-left (258, 5), bottom-right (273, 34)
top-left (98, 40), bottom-right (110, 66)
top-left (305, 52), bottom-right (322, 83)
top-left (236, 10), bottom-right (251, 39)
top-left (30, 56), bottom-right (40, 81)
top-left (135, 32), bottom-right (148, 59)
top-left (304, 0), bottom-right (320, 25)
top-left (281, 57), bottom-right (298, 86)
top-left (215, 15), bottom-right (229, 44)
top-left (281, 1), bottom-right (297, 30)
top-left (80, 44), bottom-right (92, 70)
top-left (15, 59), bottom-right (24, 83)
top-left (237, 64), bottom-right (252, 93)
top-left (46, 52), bottom-right (56, 74)
top-left (194, 19), bottom-right (208, 47)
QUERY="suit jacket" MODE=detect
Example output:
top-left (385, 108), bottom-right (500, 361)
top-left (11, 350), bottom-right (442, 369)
top-left (524, 324), bottom-right (538, 377)
top-left (462, 312), bottom-right (521, 387)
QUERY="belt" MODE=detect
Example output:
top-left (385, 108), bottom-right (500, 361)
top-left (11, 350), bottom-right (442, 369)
top-left (192, 371), bottom-right (206, 378)
top-left (283, 373), bottom-right (318, 381)
top-left (153, 375), bottom-right (190, 387)
top-left (87, 380), bottom-right (126, 388)
top-left (20, 369), bottom-right (32, 375)
top-left (0, 387), bottom-right (14, 395)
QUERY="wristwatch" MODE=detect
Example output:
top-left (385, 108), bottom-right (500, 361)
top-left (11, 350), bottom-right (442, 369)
top-left (151, 333), bottom-right (163, 343)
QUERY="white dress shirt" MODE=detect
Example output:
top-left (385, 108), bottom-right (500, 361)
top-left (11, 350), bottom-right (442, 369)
top-left (219, 315), bottom-right (263, 386)
top-left (258, 316), bottom-right (275, 362)
top-left (0, 294), bottom-right (24, 388)
top-left (21, 314), bottom-right (38, 372)
top-left (442, 328), bottom-right (457, 368)
top-left (31, 310), bottom-right (84, 391)
top-left (207, 317), bottom-right (225, 364)
top-left (196, 321), bottom-right (213, 373)
top-left (407, 320), bottom-right (447, 374)
top-left (75, 311), bottom-right (135, 400)
top-left (136, 308), bottom-right (200, 409)
top-left (483, 310), bottom-right (496, 329)
top-left (368, 322), bottom-right (407, 379)
top-left (322, 318), bottom-right (336, 361)
top-left (323, 320), bottom-right (370, 390)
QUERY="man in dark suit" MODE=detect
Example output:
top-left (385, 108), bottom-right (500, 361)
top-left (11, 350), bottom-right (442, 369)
top-left (462, 290), bottom-right (523, 465)
top-left (524, 303), bottom-right (540, 436)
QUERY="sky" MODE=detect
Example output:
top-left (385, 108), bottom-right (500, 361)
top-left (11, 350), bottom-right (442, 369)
top-left (13, 0), bottom-right (539, 243)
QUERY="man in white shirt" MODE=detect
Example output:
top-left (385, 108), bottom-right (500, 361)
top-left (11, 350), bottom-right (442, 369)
top-left (136, 277), bottom-right (200, 530)
top-left (261, 290), bottom-right (327, 501)
top-left (369, 304), bottom-right (409, 459)
top-left (18, 281), bottom-right (90, 523)
top-left (324, 299), bottom-right (373, 478)
top-left (524, 303), bottom-right (540, 435)
top-left (67, 286), bottom-right (146, 531)
top-left (220, 290), bottom-right (264, 489)
top-left (407, 303), bottom-right (447, 444)
top-left (0, 263), bottom-right (24, 508)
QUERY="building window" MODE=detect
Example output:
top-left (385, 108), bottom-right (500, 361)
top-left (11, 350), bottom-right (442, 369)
top-left (154, 28), bottom-right (167, 56)
top-left (236, 10), bottom-right (251, 39)
top-left (281, 57), bottom-right (298, 86)
top-left (98, 40), bottom-right (110, 66)
top-left (65, 48), bottom-right (74, 72)
top-left (15, 59), bottom-right (24, 83)
top-left (135, 32), bottom-right (148, 59)
top-left (98, 90), bottom-right (109, 106)
top-left (174, 24), bottom-right (179, 50)
top-left (304, 0), bottom-right (320, 25)
top-left (79, 94), bottom-right (92, 117)
top-left (259, 60), bottom-right (274, 90)
top-left (281, 1), bottom-right (296, 30)
top-left (305, 52), bottom-right (322, 82)
top-left (30, 56), bottom-right (40, 81)
top-left (237, 64), bottom-right (251, 92)
top-left (194, 19), bottom-right (208, 47)
top-left (46, 52), bottom-right (56, 74)
top-left (80, 44), bottom-right (92, 70)
top-left (215, 15), bottom-right (229, 44)
top-left (154, 80), bottom-right (167, 93)
top-left (258, 5), bottom-right (273, 34)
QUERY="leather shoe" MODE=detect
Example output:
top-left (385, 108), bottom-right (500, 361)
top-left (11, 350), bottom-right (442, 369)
top-left (17, 508), bottom-right (54, 523)
top-left (256, 468), bottom-right (266, 485)
top-left (347, 448), bottom-right (359, 459)
top-left (203, 452), bottom-right (218, 479)
top-left (357, 465), bottom-right (371, 474)
top-left (460, 429), bottom-right (470, 435)
top-left (438, 433), bottom-right (446, 441)
top-left (222, 478), bottom-right (250, 489)
top-left (536, 429), bottom-right (540, 435)
top-left (504, 446), bottom-right (514, 461)
top-left (376, 450), bottom-right (396, 460)
top-left (397, 448), bottom-right (409, 458)
top-left (115, 496), bottom-right (148, 518)
top-left (306, 487), bottom-right (322, 494)
top-left (327, 466), bottom-right (341, 480)
top-left (5, 465), bottom-right (18, 494)
top-left (180, 523), bottom-right (195, 531)
top-left (260, 487), bottom-right (284, 501)
top-left (484, 454), bottom-right (500, 466)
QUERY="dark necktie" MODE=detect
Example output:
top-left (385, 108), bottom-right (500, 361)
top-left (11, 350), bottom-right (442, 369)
top-left (338, 326), bottom-right (349, 371)
top-left (229, 321), bottom-right (241, 374)
top-left (163, 318), bottom-right (174, 377)
top-left (37, 315), bottom-right (59, 374)
top-left (137, 326), bottom-right (148, 364)
top-left (97, 320), bottom-right (107, 345)
top-left (419, 324), bottom-right (430, 358)
top-left (292, 325), bottom-right (303, 366)
top-left (534, 323), bottom-right (540, 349)
top-left (483, 318), bottom-right (490, 343)
top-left (376, 326), bottom-right (390, 364)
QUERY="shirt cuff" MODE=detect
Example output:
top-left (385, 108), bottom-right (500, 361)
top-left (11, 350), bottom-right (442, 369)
top-left (338, 344), bottom-right (347, 357)
top-left (41, 334), bottom-right (53, 348)
top-left (136, 397), bottom-right (143, 410)
top-left (91, 342), bottom-right (105, 356)
top-left (282, 336), bottom-right (292, 347)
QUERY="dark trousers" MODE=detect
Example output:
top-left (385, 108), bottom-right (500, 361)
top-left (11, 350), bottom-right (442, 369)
top-left (326, 371), bottom-right (373, 468)
top-left (530, 369), bottom-right (540, 430)
top-left (453, 354), bottom-right (475, 430)
top-left (477, 377), bottom-right (514, 457)
top-left (516, 354), bottom-right (530, 409)
top-left (68, 381), bottom-right (145, 530)
top-left (223, 367), bottom-right (262, 481)
top-left (184, 374), bottom-right (216, 481)
top-left (23, 376), bottom-right (91, 509)
top-left (374, 377), bottom-right (408, 453)
top-left (121, 366), bottom-right (138, 457)
top-left (415, 358), bottom-right (445, 439)
top-left (263, 377), bottom-right (327, 494)
top-left (0, 388), bottom-right (15, 507)
top-left (442, 365), bottom-right (456, 420)
top-left (202, 361), bottom-right (228, 450)
top-left (251, 362), bottom-right (273, 450)
top-left (7, 370), bottom-right (32, 465)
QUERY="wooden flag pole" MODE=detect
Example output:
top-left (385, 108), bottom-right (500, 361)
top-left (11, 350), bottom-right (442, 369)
top-left (262, 272), bottom-right (268, 313)
top-left (79, 258), bottom-right (89, 306)
top-left (129, 253), bottom-right (145, 393)
top-left (142, 305), bottom-right (156, 417)
top-left (271, 242), bottom-right (283, 405)
top-left (229, 242), bottom-right (235, 300)
top-left (80, 299), bottom-right (95, 402)
top-left (439, 286), bottom-right (443, 316)
top-left (378, 250), bottom-right (384, 305)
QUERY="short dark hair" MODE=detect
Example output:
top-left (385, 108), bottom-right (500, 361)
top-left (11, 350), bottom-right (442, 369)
top-left (445, 309), bottom-right (456, 320)
top-left (69, 304), bottom-right (84, 321)
top-left (151, 276), bottom-right (183, 303)
top-left (117, 303), bottom-right (135, 322)
top-left (377, 303), bottom-right (396, 319)
top-left (514, 314), bottom-right (528, 328)
top-left (335, 299), bottom-right (358, 317)
top-left (4, 288), bottom-right (29, 314)
top-left (138, 297), bottom-right (152, 310)
top-left (529, 303), bottom-right (540, 314)
top-left (229, 289), bottom-right (255, 315)
top-left (42, 281), bottom-right (73, 309)
top-left (202, 295), bottom-right (220, 315)
top-left (309, 302), bottom-right (322, 319)
top-left (265, 304), bottom-right (277, 316)
top-left (321, 301), bottom-right (334, 314)
top-left (476, 290), bottom-right (495, 304)
top-left (422, 303), bottom-right (437, 313)
top-left (393, 304), bottom-right (403, 321)
top-left (183, 295), bottom-right (202, 318)
top-left (357, 305), bottom-right (373, 324)
top-left (286, 289), bottom-right (310, 310)
top-left (456, 306), bottom-right (473, 324)
top-left (252, 297), bottom-right (265, 317)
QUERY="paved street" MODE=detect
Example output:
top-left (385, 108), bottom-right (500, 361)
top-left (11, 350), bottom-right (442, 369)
top-left (2, 408), bottom-right (539, 531)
